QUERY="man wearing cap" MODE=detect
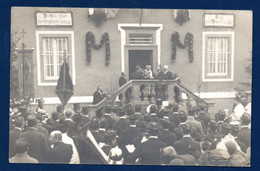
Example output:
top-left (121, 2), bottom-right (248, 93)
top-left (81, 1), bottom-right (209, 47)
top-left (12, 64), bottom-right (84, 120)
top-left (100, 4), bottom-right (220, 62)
top-left (48, 131), bottom-right (73, 164)
top-left (237, 113), bottom-right (251, 150)
top-left (128, 122), bottom-right (166, 165)
top-left (19, 115), bottom-right (50, 163)
top-left (9, 138), bottom-right (38, 163)
top-left (9, 117), bottom-right (24, 158)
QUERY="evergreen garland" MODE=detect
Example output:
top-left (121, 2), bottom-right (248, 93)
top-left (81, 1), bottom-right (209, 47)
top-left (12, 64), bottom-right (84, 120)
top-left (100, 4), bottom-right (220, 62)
top-left (86, 32), bottom-right (110, 65)
top-left (171, 32), bottom-right (194, 63)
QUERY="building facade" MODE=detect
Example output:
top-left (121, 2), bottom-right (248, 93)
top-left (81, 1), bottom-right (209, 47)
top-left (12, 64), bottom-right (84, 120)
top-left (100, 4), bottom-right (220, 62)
top-left (11, 7), bottom-right (252, 113)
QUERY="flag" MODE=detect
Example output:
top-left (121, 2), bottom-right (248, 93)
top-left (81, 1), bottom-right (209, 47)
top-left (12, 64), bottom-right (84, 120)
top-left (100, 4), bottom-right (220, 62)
top-left (55, 61), bottom-right (74, 106)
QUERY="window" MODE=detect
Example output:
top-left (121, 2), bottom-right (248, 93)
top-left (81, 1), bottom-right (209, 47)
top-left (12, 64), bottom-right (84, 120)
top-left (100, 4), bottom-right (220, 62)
top-left (42, 37), bottom-right (68, 80)
top-left (202, 32), bottom-right (234, 82)
top-left (36, 31), bottom-right (75, 86)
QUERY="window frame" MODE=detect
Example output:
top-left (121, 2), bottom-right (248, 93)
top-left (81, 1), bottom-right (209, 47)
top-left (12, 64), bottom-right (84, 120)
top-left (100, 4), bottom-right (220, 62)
top-left (36, 31), bottom-right (76, 86)
top-left (202, 31), bottom-right (234, 82)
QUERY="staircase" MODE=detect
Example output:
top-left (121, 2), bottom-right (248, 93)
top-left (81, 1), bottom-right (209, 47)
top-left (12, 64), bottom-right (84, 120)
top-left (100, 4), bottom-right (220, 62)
top-left (86, 79), bottom-right (209, 118)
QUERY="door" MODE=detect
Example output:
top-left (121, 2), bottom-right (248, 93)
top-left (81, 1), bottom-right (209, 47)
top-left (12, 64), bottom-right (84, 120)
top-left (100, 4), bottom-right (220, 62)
top-left (128, 50), bottom-right (153, 79)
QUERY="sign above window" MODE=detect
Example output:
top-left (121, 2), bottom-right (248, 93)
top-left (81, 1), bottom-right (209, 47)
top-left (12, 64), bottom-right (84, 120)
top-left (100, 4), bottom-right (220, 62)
top-left (36, 12), bottom-right (73, 26)
top-left (204, 13), bottom-right (234, 27)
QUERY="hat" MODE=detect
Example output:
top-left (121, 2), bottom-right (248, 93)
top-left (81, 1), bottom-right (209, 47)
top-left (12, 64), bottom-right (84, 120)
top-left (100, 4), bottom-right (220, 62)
top-left (27, 115), bottom-right (38, 127)
top-left (12, 108), bottom-right (21, 118)
top-left (220, 122), bottom-right (231, 132)
top-left (162, 146), bottom-right (177, 158)
top-left (241, 113), bottom-right (251, 124)
top-left (108, 146), bottom-right (124, 164)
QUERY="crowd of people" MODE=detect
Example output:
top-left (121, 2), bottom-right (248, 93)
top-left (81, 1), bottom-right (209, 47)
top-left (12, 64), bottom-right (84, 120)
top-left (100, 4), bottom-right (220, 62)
top-left (9, 89), bottom-right (251, 166)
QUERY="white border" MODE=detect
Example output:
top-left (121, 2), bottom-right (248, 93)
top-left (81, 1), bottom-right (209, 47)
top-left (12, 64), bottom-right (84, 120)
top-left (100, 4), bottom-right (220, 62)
top-left (118, 23), bottom-right (163, 72)
top-left (36, 31), bottom-right (76, 86)
top-left (202, 31), bottom-right (234, 82)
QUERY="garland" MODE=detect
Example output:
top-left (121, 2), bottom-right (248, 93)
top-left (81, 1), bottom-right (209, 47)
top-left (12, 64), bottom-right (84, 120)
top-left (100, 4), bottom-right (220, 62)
top-left (171, 32), bottom-right (194, 63)
top-left (86, 32), bottom-right (110, 65)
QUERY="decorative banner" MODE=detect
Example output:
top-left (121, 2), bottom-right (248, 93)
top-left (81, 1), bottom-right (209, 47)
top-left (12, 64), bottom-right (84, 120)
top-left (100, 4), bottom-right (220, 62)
top-left (88, 8), bottom-right (119, 27)
top-left (173, 9), bottom-right (191, 26)
top-left (36, 12), bottom-right (72, 26)
top-left (171, 32), bottom-right (194, 63)
top-left (86, 32), bottom-right (110, 66)
top-left (204, 13), bottom-right (234, 27)
top-left (55, 60), bottom-right (74, 107)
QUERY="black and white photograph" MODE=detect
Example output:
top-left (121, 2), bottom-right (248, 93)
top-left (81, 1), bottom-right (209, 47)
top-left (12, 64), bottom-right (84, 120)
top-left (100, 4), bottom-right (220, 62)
top-left (9, 7), bottom-right (252, 166)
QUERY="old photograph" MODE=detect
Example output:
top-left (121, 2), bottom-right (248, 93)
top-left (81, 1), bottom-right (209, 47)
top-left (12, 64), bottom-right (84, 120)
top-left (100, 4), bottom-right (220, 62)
top-left (9, 7), bottom-right (252, 166)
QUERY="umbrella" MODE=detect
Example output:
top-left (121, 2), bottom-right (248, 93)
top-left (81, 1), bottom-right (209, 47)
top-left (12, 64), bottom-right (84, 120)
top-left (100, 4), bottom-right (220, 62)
top-left (55, 56), bottom-right (74, 107)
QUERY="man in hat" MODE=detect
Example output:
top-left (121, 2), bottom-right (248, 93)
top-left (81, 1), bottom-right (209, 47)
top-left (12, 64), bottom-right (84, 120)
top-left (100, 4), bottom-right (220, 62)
top-left (9, 138), bottom-right (38, 163)
top-left (48, 131), bottom-right (73, 164)
top-left (128, 122), bottom-right (166, 165)
top-left (19, 115), bottom-right (49, 163)
top-left (9, 116), bottom-right (24, 158)
top-left (237, 113), bottom-right (251, 150)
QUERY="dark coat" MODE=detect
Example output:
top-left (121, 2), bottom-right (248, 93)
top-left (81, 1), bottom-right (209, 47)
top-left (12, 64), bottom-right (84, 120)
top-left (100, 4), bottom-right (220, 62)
top-left (128, 137), bottom-right (166, 165)
top-left (131, 71), bottom-right (144, 80)
top-left (173, 136), bottom-right (201, 159)
top-left (9, 128), bottom-right (23, 158)
top-left (163, 70), bottom-right (174, 80)
top-left (118, 126), bottom-right (141, 147)
top-left (19, 128), bottom-right (50, 163)
top-left (49, 142), bottom-right (73, 164)
top-left (93, 90), bottom-right (106, 105)
top-left (158, 129), bottom-right (177, 146)
top-left (119, 76), bottom-right (127, 87)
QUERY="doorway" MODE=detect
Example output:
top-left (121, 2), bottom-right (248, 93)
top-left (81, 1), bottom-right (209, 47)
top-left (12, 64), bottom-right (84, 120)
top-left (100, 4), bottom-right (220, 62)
top-left (128, 50), bottom-right (153, 79)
